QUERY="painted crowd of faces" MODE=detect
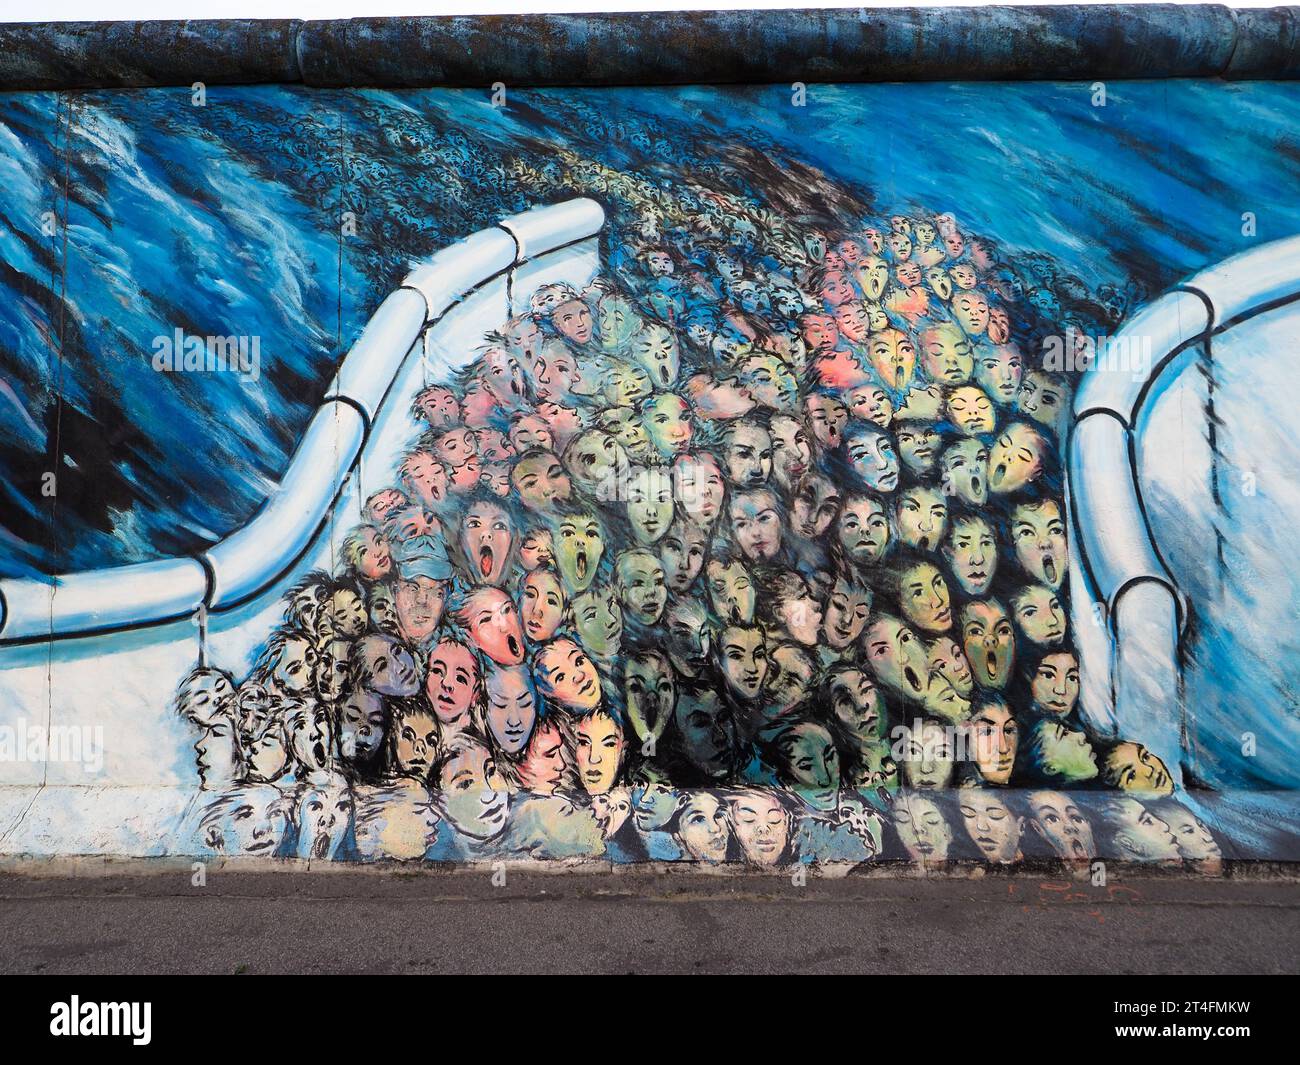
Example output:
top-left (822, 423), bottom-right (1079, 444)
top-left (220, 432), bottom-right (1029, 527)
top-left (171, 182), bottom-right (1223, 870)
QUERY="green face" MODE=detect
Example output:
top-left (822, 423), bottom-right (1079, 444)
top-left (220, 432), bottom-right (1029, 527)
top-left (777, 724), bottom-right (841, 809)
top-left (1037, 721), bottom-right (1098, 782)
top-left (554, 512), bottom-right (604, 594)
top-left (599, 293), bottom-right (643, 352)
top-left (921, 323), bottom-right (973, 384)
top-left (1011, 499), bottom-right (1068, 589)
top-left (572, 586), bottom-right (623, 658)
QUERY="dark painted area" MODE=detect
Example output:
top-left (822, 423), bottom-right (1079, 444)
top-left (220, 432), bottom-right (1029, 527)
top-left (0, 7), bottom-right (1298, 90)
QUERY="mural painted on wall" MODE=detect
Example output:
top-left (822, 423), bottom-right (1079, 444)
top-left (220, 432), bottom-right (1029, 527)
top-left (4, 82), bottom-right (1299, 867)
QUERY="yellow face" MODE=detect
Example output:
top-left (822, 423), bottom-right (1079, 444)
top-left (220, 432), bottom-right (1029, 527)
top-left (867, 329), bottom-right (917, 391)
top-left (1104, 742), bottom-right (1174, 795)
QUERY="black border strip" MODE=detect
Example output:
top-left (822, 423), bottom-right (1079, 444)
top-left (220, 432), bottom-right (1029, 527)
top-left (1, 7), bottom-right (1297, 90)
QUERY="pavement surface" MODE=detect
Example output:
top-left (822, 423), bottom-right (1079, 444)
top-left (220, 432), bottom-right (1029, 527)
top-left (0, 866), bottom-right (1296, 975)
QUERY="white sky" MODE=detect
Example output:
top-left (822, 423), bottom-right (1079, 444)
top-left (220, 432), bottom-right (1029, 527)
top-left (0, 0), bottom-right (1282, 24)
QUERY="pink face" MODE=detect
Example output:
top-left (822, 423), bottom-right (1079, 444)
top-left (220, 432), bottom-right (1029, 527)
top-left (896, 262), bottom-right (923, 288)
top-left (944, 231), bottom-right (966, 259)
top-left (800, 314), bottom-right (840, 353)
top-left (415, 386), bottom-right (461, 428)
top-left (434, 427), bottom-right (477, 468)
top-left (399, 451), bottom-right (450, 507)
top-left (517, 719), bottom-right (570, 794)
top-left (447, 455), bottom-right (482, 493)
top-left (459, 500), bottom-right (513, 586)
top-left (365, 489), bottom-right (408, 526)
top-left (552, 299), bottom-right (594, 346)
top-left (536, 402), bottom-right (582, 451)
top-left (354, 527), bottom-right (392, 581)
top-left (463, 589), bottom-right (526, 665)
top-left (424, 639), bottom-right (479, 729)
top-left (474, 428), bottom-right (515, 464)
top-left (987, 306), bottom-right (1011, 345)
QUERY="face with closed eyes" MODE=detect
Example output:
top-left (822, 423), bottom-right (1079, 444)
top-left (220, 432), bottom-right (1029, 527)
top-left (624, 652), bottom-right (676, 743)
top-left (657, 518), bottom-right (708, 594)
top-left (424, 640), bottom-right (478, 729)
top-left (868, 329), bottom-right (917, 391)
top-left (630, 323), bottom-right (680, 387)
top-left (517, 720), bottom-right (571, 795)
top-left (519, 529), bottom-right (553, 571)
top-left (920, 323), bottom-right (974, 385)
top-left (459, 501), bottom-right (513, 586)
top-left (952, 292), bottom-right (990, 337)
top-left (597, 406), bottom-right (653, 462)
top-left (896, 486), bottom-right (948, 552)
top-left (535, 638), bottom-right (602, 711)
top-left (729, 489), bottom-right (783, 563)
top-left (415, 385), bottom-right (461, 428)
top-left (960, 791), bottom-right (1023, 864)
top-left (715, 624), bottom-right (769, 701)
top-left (940, 439), bottom-right (989, 506)
top-left (822, 579), bottom-right (872, 650)
top-left (728, 792), bottom-right (791, 866)
top-left (837, 496), bottom-right (890, 563)
top-left (989, 423), bottom-right (1047, 495)
top-left (835, 302), bottom-right (871, 345)
top-left (706, 558), bottom-right (756, 624)
top-left (520, 568), bottom-right (564, 643)
top-left (960, 600), bottom-right (1015, 689)
top-left (946, 385), bottom-right (996, 436)
top-left (483, 664), bottom-right (538, 757)
top-left (554, 511), bottom-right (604, 595)
top-left (864, 614), bottom-right (930, 700)
top-left (509, 414), bottom-right (554, 455)
top-left (1011, 499), bottom-right (1068, 588)
top-left (355, 635), bottom-right (419, 697)
top-left (463, 589), bottom-right (526, 666)
top-left (893, 794), bottom-right (951, 861)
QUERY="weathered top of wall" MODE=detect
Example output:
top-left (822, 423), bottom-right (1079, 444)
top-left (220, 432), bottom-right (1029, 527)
top-left (0, 6), bottom-right (1296, 90)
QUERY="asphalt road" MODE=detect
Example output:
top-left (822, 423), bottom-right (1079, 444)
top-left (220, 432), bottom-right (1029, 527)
top-left (1, 867), bottom-right (1296, 975)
